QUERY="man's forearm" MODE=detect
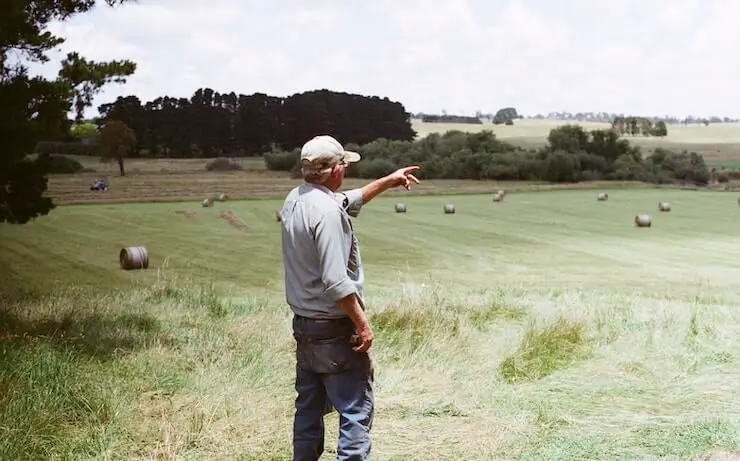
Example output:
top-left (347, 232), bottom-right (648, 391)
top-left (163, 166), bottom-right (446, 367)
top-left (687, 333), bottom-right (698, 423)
top-left (360, 175), bottom-right (395, 205)
top-left (336, 293), bottom-right (370, 330)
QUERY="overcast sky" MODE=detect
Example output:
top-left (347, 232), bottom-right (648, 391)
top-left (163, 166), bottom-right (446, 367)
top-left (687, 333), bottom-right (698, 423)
top-left (30, 0), bottom-right (739, 118)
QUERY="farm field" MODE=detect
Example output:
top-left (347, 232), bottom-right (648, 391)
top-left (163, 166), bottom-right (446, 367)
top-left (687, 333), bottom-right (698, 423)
top-left (3, 189), bottom-right (740, 460)
top-left (411, 118), bottom-right (740, 165)
top-left (40, 119), bottom-right (740, 208)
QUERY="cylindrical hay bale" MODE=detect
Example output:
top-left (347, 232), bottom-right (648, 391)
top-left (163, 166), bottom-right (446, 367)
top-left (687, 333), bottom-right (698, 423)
top-left (395, 203), bottom-right (407, 213)
top-left (597, 192), bottom-right (608, 201)
top-left (218, 193), bottom-right (228, 201)
top-left (119, 246), bottom-right (149, 270)
top-left (202, 198), bottom-right (212, 207)
top-left (634, 214), bottom-right (652, 228)
top-left (658, 201), bottom-right (671, 212)
top-left (443, 204), bottom-right (456, 214)
top-left (497, 189), bottom-right (506, 197)
top-left (492, 193), bottom-right (503, 202)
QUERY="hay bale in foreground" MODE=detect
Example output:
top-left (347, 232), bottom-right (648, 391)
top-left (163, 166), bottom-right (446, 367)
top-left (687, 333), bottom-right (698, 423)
top-left (443, 204), bottom-right (456, 214)
top-left (597, 192), bottom-right (608, 201)
top-left (492, 193), bottom-right (504, 202)
top-left (658, 201), bottom-right (671, 212)
top-left (120, 246), bottom-right (149, 270)
top-left (218, 193), bottom-right (228, 201)
top-left (634, 214), bottom-right (652, 227)
top-left (395, 203), bottom-right (407, 213)
top-left (202, 198), bottom-right (213, 207)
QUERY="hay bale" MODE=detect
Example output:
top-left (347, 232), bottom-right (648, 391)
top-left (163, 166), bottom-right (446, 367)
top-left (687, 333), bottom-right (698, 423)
top-left (634, 214), bottom-right (652, 227)
top-left (218, 193), bottom-right (228, 201)
top-left (395, 203), bottom-right (407, 213)
top-left (658, 201), bottom-right (671, 212)
top-left (597, 192), bottom-right (608, 201)
top-left (202, 198), bottom-right (212, 207)
top-left (119, 246), bottom-right (149, 270)
top-left (497, 189), bottom-right (506, 197)
top-left (492, 193), bottom-right (504, 202)
top-left (275, 209), bottom-right (281, 222)
top-left (443, 204), bottom-right (456, 214)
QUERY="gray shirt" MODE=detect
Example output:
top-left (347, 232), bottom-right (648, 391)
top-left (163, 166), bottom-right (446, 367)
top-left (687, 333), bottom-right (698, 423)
top-left (279, 182), bottom-right (365, 319)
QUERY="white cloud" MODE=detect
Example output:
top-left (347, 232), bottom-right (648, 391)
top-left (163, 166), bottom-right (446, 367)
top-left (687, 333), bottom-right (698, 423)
top-left (21, 0), bottom-right (740, 118)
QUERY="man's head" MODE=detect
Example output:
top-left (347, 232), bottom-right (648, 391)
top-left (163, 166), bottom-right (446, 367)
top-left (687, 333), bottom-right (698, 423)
top-left (300, 135), bottom-right (361, 190)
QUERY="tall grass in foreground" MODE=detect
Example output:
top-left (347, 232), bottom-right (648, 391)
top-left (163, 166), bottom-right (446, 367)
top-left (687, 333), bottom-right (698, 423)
top-left (2, 276), bottom-right (740, 460)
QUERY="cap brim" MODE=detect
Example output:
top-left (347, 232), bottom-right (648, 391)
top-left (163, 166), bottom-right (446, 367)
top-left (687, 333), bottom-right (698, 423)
top-left (343, 150), bottom-right (361, 163)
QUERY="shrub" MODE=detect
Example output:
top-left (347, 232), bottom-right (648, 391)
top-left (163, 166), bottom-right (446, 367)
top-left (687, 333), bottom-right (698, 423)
top-left (263, 149), bottom-right (299, 172)
top-left (205, 158), bottom-right (242, 171)
top-left (260, 125), bottom-right (711, 185)
top-left (41, 154), bottom-right (85, 174)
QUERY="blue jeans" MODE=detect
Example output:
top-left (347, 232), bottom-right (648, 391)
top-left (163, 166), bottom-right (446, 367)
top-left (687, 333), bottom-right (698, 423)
top-left (292, 315), bottom-right (374, 461)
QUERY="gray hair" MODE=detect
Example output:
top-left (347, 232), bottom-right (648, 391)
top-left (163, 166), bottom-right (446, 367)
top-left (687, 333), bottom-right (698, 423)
top-left (301, 159), bottom-right (336, 184)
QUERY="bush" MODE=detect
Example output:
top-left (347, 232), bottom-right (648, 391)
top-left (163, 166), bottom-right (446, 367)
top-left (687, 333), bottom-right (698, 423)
top-left (205, 158), bottom-right (242, 171)
top-left (262, 149), bottom-right (299, 172)
top-left (41, 154), bottom-right (85, 174)
top-left (260, 125), bottom-right (711, 186)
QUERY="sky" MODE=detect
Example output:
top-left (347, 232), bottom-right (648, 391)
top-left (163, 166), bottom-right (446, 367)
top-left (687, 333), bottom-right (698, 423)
top-left (28, 0), bottom-right (740, 119)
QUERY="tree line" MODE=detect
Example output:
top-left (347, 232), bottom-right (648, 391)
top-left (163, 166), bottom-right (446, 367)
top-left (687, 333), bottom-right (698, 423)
top-left (92, 88), bottom-right (416, 158)
top-left (262, 124), bottom-right (709, 185)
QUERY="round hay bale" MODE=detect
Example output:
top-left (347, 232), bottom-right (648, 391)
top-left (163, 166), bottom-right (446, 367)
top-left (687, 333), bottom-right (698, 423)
top-left (634, 214), bottom-right (652, 228)
top-left (658, 201), bottom-right (671, 212)
top-left (218, 193), bottom-right (228, 201)
top-left (497, 189), bottom-right (506, 197)
top-left (202, 198), bottom-right (212, 207)
top-left (119, 246), bottom-right (149, 270)
top-left (275, 209), bottom-right (281, 222)
top-left (492, 193), bottom-right (504, 202)
top-left (597, 192), bottom-right (608, 201)
top-left (395, 203), bottom-right (407, 213)
top-left (443, 204), bottom-right (456, 214)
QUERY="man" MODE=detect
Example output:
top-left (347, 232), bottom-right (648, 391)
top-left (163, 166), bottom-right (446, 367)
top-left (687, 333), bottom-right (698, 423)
top-left (279, 134), bottom-right (420, 461)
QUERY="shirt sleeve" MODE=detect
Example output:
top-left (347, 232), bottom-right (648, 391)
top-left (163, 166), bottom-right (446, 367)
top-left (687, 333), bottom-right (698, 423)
top-left (334, 188), bottom-right (364, 217)
top-left (313, 208), bottom-right (356, 302)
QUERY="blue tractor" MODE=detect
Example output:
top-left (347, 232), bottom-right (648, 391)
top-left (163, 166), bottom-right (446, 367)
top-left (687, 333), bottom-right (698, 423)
top-left (90, 179), bottom-right (109, 191)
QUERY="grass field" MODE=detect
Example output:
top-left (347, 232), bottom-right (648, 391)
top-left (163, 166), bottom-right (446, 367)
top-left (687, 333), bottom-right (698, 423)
top-left (41, 118), bottom-right (740, 207)
top-left (3, 188), bottom-right (740, 460)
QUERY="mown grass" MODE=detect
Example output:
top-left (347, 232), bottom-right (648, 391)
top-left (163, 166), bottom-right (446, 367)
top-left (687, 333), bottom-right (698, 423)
top-left (3, 189), bottom-right (740, 460)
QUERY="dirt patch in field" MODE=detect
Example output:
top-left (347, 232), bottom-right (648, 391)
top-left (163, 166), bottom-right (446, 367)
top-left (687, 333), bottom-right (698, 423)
top-left (173, 210), bottom-right (196, 219)
top-left (219, 210), bottom-right (248, 231)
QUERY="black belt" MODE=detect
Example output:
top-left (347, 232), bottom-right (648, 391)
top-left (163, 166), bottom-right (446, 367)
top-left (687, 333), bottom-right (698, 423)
top-left (295, 314), bottom-right (350, 323)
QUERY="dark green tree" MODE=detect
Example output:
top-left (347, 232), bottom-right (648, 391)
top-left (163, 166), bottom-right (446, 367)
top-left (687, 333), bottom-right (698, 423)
top-left (99, 120), bottom-right (136, 176)
top-left (0, 0), bottom-right (136, 224)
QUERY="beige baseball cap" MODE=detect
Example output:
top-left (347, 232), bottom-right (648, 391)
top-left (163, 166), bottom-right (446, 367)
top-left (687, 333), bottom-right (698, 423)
top-left (300, 135), bottom-right (361, 172)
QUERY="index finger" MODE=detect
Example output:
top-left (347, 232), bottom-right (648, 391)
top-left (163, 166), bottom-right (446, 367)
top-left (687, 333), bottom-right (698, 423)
top-left (401, 165), bottom-right (421, 174)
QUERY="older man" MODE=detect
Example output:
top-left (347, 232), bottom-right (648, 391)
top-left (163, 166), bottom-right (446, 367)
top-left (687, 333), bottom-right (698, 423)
top-left (279, 135), bottom-right (419, 461)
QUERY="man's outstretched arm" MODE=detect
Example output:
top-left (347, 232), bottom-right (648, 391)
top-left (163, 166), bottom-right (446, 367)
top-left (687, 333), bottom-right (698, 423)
top-left (338, 166), bottom-right (422, 216)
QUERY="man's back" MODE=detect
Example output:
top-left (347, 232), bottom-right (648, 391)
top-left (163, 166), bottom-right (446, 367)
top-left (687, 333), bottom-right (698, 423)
top-left (280, 183), bottom-right (364, 319)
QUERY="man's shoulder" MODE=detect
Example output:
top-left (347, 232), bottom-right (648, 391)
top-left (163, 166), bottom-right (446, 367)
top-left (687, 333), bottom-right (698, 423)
top-left (282, 184), bottom-right (345, 220)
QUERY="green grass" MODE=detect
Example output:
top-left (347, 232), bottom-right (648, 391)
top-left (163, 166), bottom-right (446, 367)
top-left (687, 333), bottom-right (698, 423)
top-left (3, 188), bottom-right (740, 460)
